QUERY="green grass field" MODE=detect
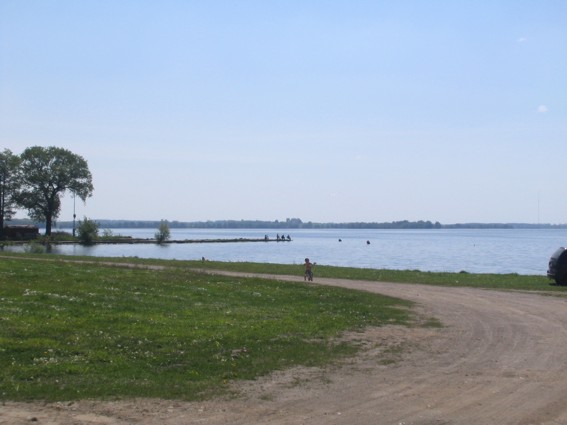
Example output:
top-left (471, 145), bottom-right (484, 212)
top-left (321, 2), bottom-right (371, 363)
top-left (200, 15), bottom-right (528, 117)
top-left (185, 259), bottom-right (556, 290)
top-left (0, 252), bottom-right (562, 402)
top-left (0, 254), bottom-right (414, 402)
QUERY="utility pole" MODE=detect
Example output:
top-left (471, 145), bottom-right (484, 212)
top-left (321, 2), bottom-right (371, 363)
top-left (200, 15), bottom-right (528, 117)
top-left (72, 193), bottom-right (76, 237)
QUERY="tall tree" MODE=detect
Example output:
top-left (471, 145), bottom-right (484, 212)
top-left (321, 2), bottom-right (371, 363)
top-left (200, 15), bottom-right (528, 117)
top-left (16, 146), bottom-right (94, 236)
top-left (0, 149), bottom-right (22, 239)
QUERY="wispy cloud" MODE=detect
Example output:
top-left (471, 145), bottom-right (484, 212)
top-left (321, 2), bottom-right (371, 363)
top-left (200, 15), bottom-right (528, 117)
top-left (517, 36), bottom-right (528, 43)
top-left (538, 105), bottom-right (548, 113)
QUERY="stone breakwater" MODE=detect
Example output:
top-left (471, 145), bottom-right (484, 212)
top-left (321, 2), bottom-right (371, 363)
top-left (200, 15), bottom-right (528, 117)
top-left (9, 237), bottom-right (292, 245)
top-left (98, 237), bottom-right (292, 244)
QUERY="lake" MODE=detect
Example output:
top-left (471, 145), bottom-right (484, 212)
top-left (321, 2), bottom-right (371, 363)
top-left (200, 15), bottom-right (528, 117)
top-left (11, 228), bottom-right (567, 276)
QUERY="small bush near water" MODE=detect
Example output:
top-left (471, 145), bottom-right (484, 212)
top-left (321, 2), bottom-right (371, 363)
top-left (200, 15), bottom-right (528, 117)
top-left (0, 257), bottom-right (412, 401)
top-left (76, 217), bottom-right (99, 245)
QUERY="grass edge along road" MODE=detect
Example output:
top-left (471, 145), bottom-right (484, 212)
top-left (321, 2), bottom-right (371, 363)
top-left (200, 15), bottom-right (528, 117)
top-left (1, 254), bottom-right (416, 402)
top-left (2, 251), bottom-right (555, 290)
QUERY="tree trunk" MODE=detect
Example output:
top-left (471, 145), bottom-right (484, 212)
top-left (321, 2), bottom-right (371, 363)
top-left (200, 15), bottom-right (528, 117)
top-left (45, 214), bottom-right (52, 236)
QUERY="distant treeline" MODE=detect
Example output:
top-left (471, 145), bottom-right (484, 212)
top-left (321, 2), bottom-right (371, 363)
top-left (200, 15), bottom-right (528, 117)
top-left (9, 217), bottom-right (567, 230)
top-left (85, 218), bottom-right (445, 230)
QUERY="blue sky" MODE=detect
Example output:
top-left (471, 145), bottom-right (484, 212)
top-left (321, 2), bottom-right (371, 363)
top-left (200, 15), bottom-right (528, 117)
top-left (1, 1), bottom-right (566, 224)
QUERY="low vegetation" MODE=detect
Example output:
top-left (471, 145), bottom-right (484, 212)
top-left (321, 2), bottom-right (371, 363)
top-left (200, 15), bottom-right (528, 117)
top-left (1, 252), bottom-right (560, 402)
top-left (40, 255), bottom-right (554, 291)
top-left (0, 255), bottom-right (412, 402)
top-left (76, 217), bottom-right (99, 245)
top-left (154, 220), bottom-right (171, 244)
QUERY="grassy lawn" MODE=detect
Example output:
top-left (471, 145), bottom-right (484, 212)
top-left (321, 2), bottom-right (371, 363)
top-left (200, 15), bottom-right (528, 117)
top-left (3, 251), bottom-right (555, 290)
top-left (33, 254), bottom-right (553, 291)
top-left (1, 252), bottom-right (560, 402)
top-left (185, 259), bottom-right (556, 290)
top-left (0, 255), bottom-right (413, 402)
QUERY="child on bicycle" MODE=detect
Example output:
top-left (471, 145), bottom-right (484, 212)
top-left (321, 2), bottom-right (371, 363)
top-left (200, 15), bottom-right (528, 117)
top-left (304, 258), bottom-right (316, 281)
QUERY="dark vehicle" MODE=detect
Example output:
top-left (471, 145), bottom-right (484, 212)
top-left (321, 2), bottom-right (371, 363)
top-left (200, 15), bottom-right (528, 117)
top-left (547, 247), bottom-right (567, 285)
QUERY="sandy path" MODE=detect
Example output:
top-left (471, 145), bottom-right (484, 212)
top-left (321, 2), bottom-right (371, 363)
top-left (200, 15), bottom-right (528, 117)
top-left (3, 270), bottom-right (567, 425)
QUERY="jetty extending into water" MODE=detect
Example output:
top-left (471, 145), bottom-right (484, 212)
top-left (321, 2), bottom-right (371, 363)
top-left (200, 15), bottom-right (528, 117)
top-left (94, 236), bottom-right (292, 245)
top-left (0, 236), bottom-right (293, 246)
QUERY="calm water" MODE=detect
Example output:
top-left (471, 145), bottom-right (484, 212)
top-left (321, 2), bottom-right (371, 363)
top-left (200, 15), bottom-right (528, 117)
top-left (14, 228), bottom-right (567, 276)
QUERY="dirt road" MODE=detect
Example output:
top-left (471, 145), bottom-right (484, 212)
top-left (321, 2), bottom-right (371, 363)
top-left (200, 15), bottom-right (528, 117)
top-left (3, 272), bottom-right (567, 425)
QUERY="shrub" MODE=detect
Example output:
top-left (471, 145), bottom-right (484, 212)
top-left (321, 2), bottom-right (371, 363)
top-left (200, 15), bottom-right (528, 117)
top-left (155, 220), bottom-right (171, 244)
top-left (77, 217), bottom-right (99, 245)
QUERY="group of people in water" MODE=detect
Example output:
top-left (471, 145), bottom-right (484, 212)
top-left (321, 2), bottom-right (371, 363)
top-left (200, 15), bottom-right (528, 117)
top-left (263, 234), bottom-right (292, 241)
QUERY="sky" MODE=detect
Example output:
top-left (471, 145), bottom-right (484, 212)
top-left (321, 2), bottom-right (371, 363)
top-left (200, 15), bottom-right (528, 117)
top-left (1, 1), bottom-right (566, 225)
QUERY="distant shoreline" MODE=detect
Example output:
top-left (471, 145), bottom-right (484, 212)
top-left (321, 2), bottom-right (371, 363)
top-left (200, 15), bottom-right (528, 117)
top-left (8, 218), bottom-right (567, 230)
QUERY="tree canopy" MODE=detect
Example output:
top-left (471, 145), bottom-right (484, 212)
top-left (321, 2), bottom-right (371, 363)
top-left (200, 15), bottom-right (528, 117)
top-left (16, 146), bottom-right (94, 236)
